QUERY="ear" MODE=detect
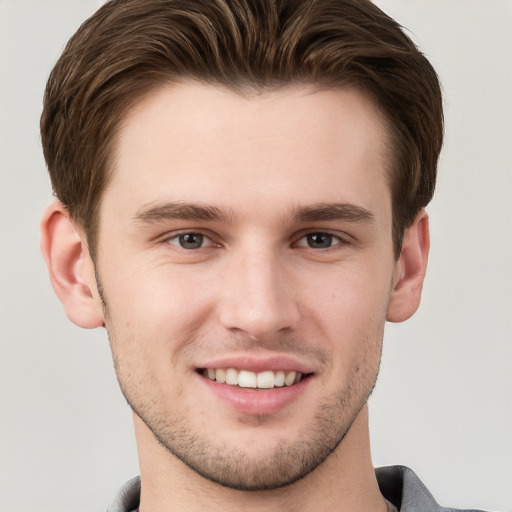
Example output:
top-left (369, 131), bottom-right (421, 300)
top-left (40, 201), bottom-right (104, 329)
top-left (386, 210), bottom-right (430, 323)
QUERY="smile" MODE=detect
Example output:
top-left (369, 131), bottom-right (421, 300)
top-left (200, 368), bottom-right (306, 389)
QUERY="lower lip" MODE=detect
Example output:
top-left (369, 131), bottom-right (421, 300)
top-left (198, 374), bottom-right (311, 415)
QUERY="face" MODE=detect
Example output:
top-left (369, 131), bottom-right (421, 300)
top-left (95, 83), bottom-right (398, 490)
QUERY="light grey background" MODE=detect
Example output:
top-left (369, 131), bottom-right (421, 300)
top-left (1, 1), bottom-right (510, 511)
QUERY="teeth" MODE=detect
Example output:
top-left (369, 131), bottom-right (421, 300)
top-left (256, 371), bottom-right (275, 389)
top-left (216, 368), bottom-right (226, 383)
top-left (284, 371), bottom-right (297, 386)
top-left (225, 368), bottom-right (238, 385)
top-left (238, 370), bottom-right (257, 388)
top-left (205, 368), bottom-right (304, 389)
top-left (274, 371), bottom-right (285, 387)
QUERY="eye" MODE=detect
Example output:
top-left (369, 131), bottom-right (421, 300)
top-left (296, 232), bottom-right (343, 249)
top-left (168, 232), bottom-right (214, 250)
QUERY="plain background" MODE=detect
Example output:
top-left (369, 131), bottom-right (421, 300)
top-left (0, 1), bottom-right (510, 511)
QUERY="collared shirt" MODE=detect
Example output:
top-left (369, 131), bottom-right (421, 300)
top-left (106, 466), bottom-right (487, 512)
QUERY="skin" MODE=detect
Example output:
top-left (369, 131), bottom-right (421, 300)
top-left (41, 83), bottom-right (429, 512)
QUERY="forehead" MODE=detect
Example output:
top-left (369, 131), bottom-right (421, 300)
top-left (104, 82), bottom-right (391, 224)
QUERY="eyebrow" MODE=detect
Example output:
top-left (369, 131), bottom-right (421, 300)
top-left (132, 201), bottom-right (233, 224)
top-left (293, 203), bottom-right (375, 224)
top-left (132, 201), bottom-right (374, 225)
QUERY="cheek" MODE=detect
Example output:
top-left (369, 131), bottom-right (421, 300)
top-left (305, 263), bottom-right (390, 367)
top-left (102, 257), bottom-right (216, 337)
top-left (310, 260), bottom-right (392, 324)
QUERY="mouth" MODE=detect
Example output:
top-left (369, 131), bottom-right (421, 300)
top-left (196, 360), bottom-right (315, 415)
top-left (198, 368), bottom-right (311, 389)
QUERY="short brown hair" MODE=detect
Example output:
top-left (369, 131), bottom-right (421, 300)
top-left (41, 0), bottom-right (443, 258)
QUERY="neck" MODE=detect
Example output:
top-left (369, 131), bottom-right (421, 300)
top-left (135, 406), bottom-right (387, 512)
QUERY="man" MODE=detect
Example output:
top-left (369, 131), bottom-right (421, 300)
top-left (39, 0), bottom-right (483, 511)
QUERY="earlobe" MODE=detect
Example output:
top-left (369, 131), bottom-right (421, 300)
top-left (386, 210), bottom-right (430, 323)
top-left (40, 202), bottom-right (104, 329)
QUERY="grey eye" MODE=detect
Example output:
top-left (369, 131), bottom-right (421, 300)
top-left (296, 232), bottom-right (343, 249)
top-left (169, 233), bottom-right (208, 250)
top-left (306, 233), bottom-right (334, 248)
top-left (180, 233), bottom-right (203, 249)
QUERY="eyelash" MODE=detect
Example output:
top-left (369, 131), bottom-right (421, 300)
top-left (164, 230), bottom-right (349, 251)
top-left (294, 231), bottom-right (347, 250)
top-left (166, 232), bottom-right (217, 250)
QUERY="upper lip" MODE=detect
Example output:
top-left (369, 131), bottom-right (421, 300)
top-left (196, 354), bottom-right (316, 374)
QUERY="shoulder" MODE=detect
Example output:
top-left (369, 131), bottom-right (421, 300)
top-left (376, 466), bottom-right (488, 512)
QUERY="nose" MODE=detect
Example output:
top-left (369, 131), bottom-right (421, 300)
top-left (218, 248), bottom-right (301, 340)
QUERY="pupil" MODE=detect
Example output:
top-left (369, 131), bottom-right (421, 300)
top-left (180, 233), bottom-right (203, 249)
top-left (308, 233), bottom-right (332, 248)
